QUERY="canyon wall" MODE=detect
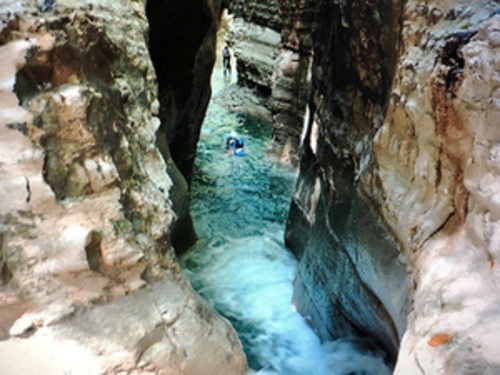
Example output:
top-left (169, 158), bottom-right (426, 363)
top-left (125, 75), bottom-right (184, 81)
top-left (0, 1), bottom-right (247, 374)
top-left (286, 0), bottom-right (408, 363)
top-left (147, 0), bottom-right (228, 252)
top-left (286, 0), bottom-right (500, 373)
top-left (227, 0), bottom-right (409, 361)
top-left (227, 0), bottom-right (312, 164)
top-left (377, 3), bottom-right (500, 374)
top-left (270, 0), bottom-right (314, 165)
top-left (227, 0), bottom-right (282, 95)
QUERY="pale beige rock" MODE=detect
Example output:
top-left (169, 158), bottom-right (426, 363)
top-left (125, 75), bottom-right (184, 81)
top-left (228, 18), bottom-right (281, 90)
top-left (0, 1), bottom-right (247, 374)
top-left (369, 3), bottom-right (500, 373)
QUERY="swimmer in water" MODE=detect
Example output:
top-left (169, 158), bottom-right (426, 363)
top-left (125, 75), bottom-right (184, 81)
top-left (226, 131), bottom-right (245, 156)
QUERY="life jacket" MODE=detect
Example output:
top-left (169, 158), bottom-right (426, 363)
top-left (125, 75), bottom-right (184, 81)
top-left (226, 136), bottom-right (237, 148)
top-left (234, 138), bottom-right (244, 149)
top-left (233, 147), bottom-right (246, 156)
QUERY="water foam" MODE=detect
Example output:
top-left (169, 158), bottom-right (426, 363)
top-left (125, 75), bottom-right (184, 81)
top-left (182, 77), bottom-right (392, 374)
top-left (182, 234), bottom-right (391, 375)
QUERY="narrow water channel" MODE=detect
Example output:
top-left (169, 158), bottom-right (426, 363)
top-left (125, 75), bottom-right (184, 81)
top-left (180, 72), bottom-right (392, 375)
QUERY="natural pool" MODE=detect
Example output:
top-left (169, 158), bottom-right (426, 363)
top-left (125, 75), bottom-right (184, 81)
top-left (181, 74), bottom-right (391, 375)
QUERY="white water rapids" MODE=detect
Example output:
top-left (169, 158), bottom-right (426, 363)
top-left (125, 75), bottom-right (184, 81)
top-left (181, 72), bottom-right (392, 375)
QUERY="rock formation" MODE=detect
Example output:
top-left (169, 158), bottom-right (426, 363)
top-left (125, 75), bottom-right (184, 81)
top-left (227, 0), bottom-right (282, 95)
top-left (0, 1), bottom-right (247, 374)
top-left (379, 4), bottom-right (500, 374)
top-left (3, 0), bottom-right (500, 373)
top-left (270, 0), bottom-right (314, 165)
top-left (286, 0), bottom-right (408, 363)
top-left (147, 0), bottom-right (227, 252)
top-left (285, 0), bottom-right (500, 372)
top-left (227, 0), bottom-right (312, 165)
top-left (227, 0), bottom-right (500, 370)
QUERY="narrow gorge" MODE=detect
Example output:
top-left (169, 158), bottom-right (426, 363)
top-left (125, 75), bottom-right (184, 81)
top-left (1, 1), bottom-right (500, 375)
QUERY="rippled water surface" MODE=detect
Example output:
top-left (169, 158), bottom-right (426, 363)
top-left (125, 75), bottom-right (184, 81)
top-left (181, 74), bottom-right (391, 375)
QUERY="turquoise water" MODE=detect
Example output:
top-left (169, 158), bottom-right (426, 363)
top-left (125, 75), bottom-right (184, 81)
top-left (181, 73), bottom-right (391, 375)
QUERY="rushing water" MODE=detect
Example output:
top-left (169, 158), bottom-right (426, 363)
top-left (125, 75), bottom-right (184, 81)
top-left (180, 73), bottom-right (392, 375)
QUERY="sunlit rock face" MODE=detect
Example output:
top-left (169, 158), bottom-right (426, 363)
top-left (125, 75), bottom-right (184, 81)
top-left (378, 4), bottom-right (500, 374)
top-left (0, 1), bottom-right (247, 374)
top-left (227, 0), bottom-right (282, 96)
top-left (227, 0), bottom-right (312, 165)
top-left (287, 0), bottom-right (500, 372)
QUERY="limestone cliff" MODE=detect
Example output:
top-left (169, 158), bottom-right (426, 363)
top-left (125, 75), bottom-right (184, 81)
top-left (286, 0), bottom-right (500, 372)
top-left (227, 0), bottom-right (282, 95)
top-left (375, 3), bottom-right (500, 374)
top-left (227, 0), bottom-right (312, 165)
top-left (0, 1), bottom-right (247, 374)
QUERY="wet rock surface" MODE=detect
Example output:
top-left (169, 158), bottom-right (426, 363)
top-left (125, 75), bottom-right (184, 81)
top-left (286, 0), bottom-right (407, 364)
top-left (285, 0), bottom-right (500, 373)
top-left (0, 1), bottom-right (247, 374)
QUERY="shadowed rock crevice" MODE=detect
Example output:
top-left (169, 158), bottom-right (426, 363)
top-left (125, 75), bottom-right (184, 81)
top-left (0, 232), bottom-right (13, 286)
top-left (85, 230), bottom-right (103, 273)
top-left (440, 31), bottom-right (477, 93)
top-left (286, 0), bottom-right (408, 366)
top-left (146, 0), bottom-right (213, 183)
top-left (146, 0), bottom-right (225, 254)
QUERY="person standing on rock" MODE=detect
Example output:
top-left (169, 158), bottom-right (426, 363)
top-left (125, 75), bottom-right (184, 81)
top-left (222, 45), bottom-right (232, 78)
